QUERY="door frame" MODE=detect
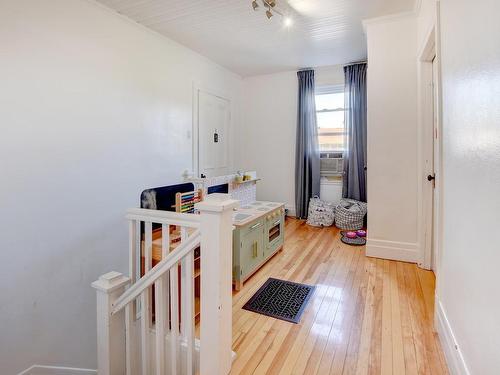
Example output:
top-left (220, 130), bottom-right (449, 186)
top-left (417, 23), bottom-right (443, 272)
top-left (192, 82), bottom-right (232, 177)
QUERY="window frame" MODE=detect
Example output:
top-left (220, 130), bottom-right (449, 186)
top-left (315, 84), bottom-right (346, 155)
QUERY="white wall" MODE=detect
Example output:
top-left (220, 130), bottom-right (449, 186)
top-left (364, 15), bottom-right (419, 262)
top-left (436, 0), bottom-right (500, 373)
top-left (239, 66), bottom-right (344, 215)
top-left (239, 71), bottom-right (297, 213)
top-left (0, 0), bottom-right (242, 373)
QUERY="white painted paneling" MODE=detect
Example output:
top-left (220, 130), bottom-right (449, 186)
top-left (0, 0), bottom-right (242, 373)
top-left (239, 66), bottom-right (344, 215)
top-left (437, 0), bottom-right (500, 373)
top-left (95, 0), bottom-right (415, 76)
top-left (364, 15), bottom-right (419, 258)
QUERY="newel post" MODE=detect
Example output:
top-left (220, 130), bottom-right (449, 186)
top-left (196, 193), bottom-right (239, 375)
top-left (91, 271), bottom-right (130, 375)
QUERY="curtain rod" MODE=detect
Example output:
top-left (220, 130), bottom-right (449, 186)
top-left (343, 60), bottom-right (367, 67)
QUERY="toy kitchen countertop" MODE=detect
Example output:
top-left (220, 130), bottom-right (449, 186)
top-left (232, 200), bottom-right (285, 227)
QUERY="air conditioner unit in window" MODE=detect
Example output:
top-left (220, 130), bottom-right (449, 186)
top-left (320, 153), bottom-right (344, 176)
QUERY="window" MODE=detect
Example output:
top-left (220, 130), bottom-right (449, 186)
top-left (315, 86), bottom-right (345, 155)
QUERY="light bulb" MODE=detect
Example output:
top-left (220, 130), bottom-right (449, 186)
top-left (252, 0), bottom-right (259, 10)
top-left (284, 17), bottom-right (293, 27)
top-left (266, 9), bottom-right (273, 19)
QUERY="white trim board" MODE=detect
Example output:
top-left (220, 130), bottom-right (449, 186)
top-left (435, 300), bottom-right (471, 375)
top-left (18, 365), bottom-right (97, 375)
top-left (365, 238), bottom-right (419, 263)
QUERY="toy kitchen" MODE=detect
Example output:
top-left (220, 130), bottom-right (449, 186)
top-left (140, 171), bottom-right (285, 292)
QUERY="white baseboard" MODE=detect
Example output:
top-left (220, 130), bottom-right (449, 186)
top-left (365, 238), bottom-right (419, 263)
top-left (435, 300), bottom-right (471, 375)
top-left (18, 365), bottom-right (97, 375)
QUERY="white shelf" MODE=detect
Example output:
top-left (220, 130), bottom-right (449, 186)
top-left (233, 178), bottom-right (261, 185)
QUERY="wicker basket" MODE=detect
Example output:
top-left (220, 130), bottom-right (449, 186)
top-left (306, 196), bottom-right (335, 227)
top-left (335, 199), bottom-right (367, 230)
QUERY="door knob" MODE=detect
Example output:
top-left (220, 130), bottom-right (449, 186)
top-left (427, 174), bottom-right (435, 182)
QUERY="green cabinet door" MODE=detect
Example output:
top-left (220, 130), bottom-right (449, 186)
top-left (240, 221), bottom-right (264, 278)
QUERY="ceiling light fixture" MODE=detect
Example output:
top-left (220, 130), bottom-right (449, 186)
top-left (266, 7), bottom-right (273, 19)
top-left (252, 0), bottom-right (292, 24)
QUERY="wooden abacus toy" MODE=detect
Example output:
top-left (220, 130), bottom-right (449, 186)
top-left (174, 188), bottom-right (204, 214)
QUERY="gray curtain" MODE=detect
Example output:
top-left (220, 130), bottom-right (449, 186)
top-left (295, 70), bottom-right (320, 219)
top-left (343, 63), bottom-right (367, 202)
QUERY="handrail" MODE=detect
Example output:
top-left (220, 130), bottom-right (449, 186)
top-left (111, 229), bottom-right (201, 315)
top-left (126, 208), bottom-right (201, 228)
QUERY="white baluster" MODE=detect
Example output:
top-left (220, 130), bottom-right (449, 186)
top-left (126, 220), bottom-right (138, 375)
top-left (180, 224), bottom-right (194, 374)
top-left (154, 224), bottom-right (170, 375)
top-left (162, 224), bottom-right (170, 358)
top-left (169, 258), bottom-right (179, 374)
top-left (180, 227), bottom-right (188, 337)
top-left (182, 251), bottom-right (195, 375)
top-left (141, 221), bottom-right (153, 374)
top-left (155, 277), bottom-right (166, 375)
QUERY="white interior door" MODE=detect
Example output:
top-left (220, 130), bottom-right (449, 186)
top-left (197, 90), bottom-right (230, 178)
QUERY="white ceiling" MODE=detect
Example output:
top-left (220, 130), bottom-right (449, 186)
top-left (96, 0), bottom-right (416, 77)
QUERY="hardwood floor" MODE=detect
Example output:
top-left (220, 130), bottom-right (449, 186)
top-left (229, 218), bottom-right (448, 375)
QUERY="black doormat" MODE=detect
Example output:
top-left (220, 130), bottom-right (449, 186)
top-left (242, 278), bottom-right (315, 324)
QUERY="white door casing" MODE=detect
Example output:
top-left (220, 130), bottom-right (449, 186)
top-left (418, 23), bottom-right (442, 273)
top-left (431, 56), bottom-right (441, 272)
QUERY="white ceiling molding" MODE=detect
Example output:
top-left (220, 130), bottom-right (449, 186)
top-left (94, 0), bottom-right (415, 76)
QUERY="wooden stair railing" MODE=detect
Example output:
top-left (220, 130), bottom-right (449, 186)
top-left (92, 194), bottom-right (239, 375)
